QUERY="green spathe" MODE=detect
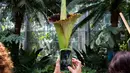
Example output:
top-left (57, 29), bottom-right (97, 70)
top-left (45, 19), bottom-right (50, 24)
top-left (54, 14), bottom-right (80, 50)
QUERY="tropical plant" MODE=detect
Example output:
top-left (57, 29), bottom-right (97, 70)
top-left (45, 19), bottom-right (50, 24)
top-left (0, 29), bottom-right (56, 73)
top-left (94, 27), bottom-right (122, 49)
top-left (82, 67), bottom-right (96, 73)
top-left (14, 48), bottom-right (53, 73)
top-left (72, 0), bottom-right (130, 33)
top-left (74, 45), bottom-right (107, 73)
top-left (1, 0), bottom-right (50, 35)
top-left (0, 0), bottom-right (50, 67)
top-left (73, 25), bottom-right (125, 72)
top-left (49, 0), bottom-right (80, 50)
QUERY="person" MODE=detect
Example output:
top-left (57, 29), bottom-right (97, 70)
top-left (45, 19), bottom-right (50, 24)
top-left (108, 51), bottom-right (130, 73)
top-left (54, 51), bottom-right (130, 73)
top-left (0, 42), bottom-right (13, 73)
top-left (54, 58), bottom-right (82, 73)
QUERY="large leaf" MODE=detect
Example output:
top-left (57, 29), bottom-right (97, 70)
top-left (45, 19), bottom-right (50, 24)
top-left (72, 3), bottom-right (106, 34)
top-left (96, 30), bottom-right (115, 48)
top-left (19, 48), bottom-right (43, 64)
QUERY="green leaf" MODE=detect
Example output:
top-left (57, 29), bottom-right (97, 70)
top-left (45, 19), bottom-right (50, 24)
top-left (1, 25), bottom-right (5, 31)
top-left (105, 27), bottom-right (123, 35)
top-left (96, 30), bottom-right (115, 48)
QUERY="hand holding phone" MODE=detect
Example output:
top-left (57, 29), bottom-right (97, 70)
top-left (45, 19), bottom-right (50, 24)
top-left (54, 58), bottom-right (82, 73)
top-left (60, 50), bottom-right (72, 71)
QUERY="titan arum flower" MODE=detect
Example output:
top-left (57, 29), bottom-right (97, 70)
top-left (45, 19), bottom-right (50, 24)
top-left (49, 0), bottom-right (80, 50)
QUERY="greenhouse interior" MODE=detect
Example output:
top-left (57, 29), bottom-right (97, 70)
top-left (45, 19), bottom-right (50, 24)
top-left (0, 0), bottom-right (130, 73)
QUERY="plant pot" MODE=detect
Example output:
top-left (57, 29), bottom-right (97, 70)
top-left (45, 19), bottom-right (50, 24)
top-left (60, 49), bottom-right (72, 71)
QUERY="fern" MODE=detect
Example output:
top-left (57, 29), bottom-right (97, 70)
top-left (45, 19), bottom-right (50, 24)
top-left (0, 30), bottom-right (23, 44)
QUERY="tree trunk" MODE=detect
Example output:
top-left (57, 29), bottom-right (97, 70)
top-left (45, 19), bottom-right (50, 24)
top-left (10, 9), bottom-right (25, 66)
top-left (14, 12), bottom-right (24, 35)
top-left (110, 10), bottom-right (119, 27)
top-left (110, 10), bottom-right (120, 42)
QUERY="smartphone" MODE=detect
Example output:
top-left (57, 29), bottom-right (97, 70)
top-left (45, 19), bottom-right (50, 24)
top-left (60, 50), bottom-right (72, 71)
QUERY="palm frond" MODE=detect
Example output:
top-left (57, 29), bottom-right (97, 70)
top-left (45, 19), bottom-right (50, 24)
top-left (78, 0), bottom-right (101, 4)
top-left (77, 2), bottom-right (101, 13)
top-left (72, 4), bottom-right (102, 34)
top-left (67, 0), bottom-right (85, 11)
top-left (72, 0), bottom-right (112, 34)
top-left (25, 0), bottom-right (49, 24)
top-left (92, 3), bottom-right (107, 27)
